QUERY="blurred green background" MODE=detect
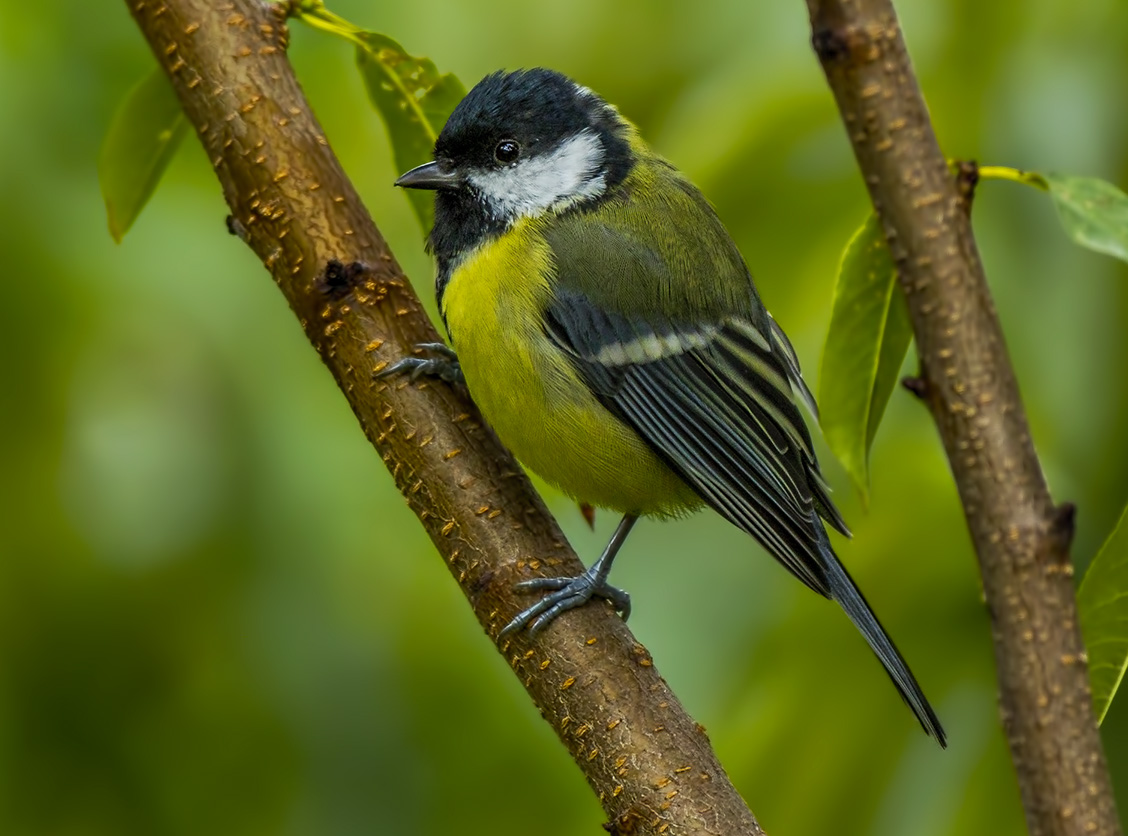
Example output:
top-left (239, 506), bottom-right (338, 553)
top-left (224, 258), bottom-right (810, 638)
top-left (2, 0), bottom-right (1126, 833)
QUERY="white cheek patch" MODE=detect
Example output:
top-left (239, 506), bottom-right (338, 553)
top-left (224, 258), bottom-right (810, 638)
top-left (468, 129), bottom-right (608, 221)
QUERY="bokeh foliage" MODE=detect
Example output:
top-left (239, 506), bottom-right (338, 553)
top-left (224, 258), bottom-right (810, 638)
top-left (3, 1), bottom-right (1128, 834)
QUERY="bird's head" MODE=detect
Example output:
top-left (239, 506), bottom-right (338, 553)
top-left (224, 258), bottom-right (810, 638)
top-left (396, 69), bottom-right (634, 225)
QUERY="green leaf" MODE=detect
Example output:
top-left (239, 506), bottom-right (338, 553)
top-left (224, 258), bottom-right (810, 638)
top-left (354, 33), bottom-right (464, 234)
top-left (819, 214), bottom-right (914, 505)
top-left (289, 4), bottom-right (464, 235)
top-left (1078, 504), bottom-right (1128, 724)
top-left (1043, 174), bottom-right (1128, 264)
top-left (979, 166), bottom-right (1128, 265)
top-left (98, 67), bottom-right (188, 242)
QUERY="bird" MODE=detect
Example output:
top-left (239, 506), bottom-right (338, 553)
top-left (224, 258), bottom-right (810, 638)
top-left (387, 68), bottom-right (945, 745)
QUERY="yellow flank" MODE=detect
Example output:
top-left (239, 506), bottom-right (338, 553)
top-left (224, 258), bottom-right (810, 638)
top-left (440, 217), bottom-right (703, 517)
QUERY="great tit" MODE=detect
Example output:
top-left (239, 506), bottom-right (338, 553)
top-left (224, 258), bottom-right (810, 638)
top-left (390, 68), bottom-right (945, 745)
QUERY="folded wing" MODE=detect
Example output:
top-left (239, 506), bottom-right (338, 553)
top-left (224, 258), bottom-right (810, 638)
top-left (544, 284), bottom-right (847, 595)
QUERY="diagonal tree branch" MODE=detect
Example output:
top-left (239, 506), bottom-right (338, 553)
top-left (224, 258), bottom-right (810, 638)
top-left (803, 2), bottom-right (1122, 835)
top-left (124, 0), bottom-right (763, 833)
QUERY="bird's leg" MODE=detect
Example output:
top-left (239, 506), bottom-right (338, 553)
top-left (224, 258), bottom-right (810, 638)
top-left (377, 342), bottom-right (464, 384)
top-left (500, 514), bottom-right (638, 637)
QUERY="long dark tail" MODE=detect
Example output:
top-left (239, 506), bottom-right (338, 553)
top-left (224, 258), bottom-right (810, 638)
top-left (818, 530), bottom-right (947, 747)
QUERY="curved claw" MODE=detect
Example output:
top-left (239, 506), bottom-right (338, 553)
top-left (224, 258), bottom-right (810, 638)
top-left (500, 573), bottom-right (631, 638)
top-left (513, 577), bottom-right (572, 592)
top-left (500, 516), bottom-right (638, 639)
top-left (377, 342), bottom-right (463, 384)
top-left (415, 342), bottom-right (458, 359)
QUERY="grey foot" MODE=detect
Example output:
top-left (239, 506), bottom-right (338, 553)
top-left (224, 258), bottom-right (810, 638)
top-left (500, 570), bottom-right (631, 637)
top-left (378, 342), bottom-right (463, 384)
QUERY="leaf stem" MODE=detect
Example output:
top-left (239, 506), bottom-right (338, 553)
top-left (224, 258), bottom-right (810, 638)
top-left (285, 4), bottom-right (443, 149)
top-left (978, 165), bottom-right (1049, 191)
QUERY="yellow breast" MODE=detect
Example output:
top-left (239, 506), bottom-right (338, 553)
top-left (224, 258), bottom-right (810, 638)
top-left (439, 219), bottom-right (701, 517)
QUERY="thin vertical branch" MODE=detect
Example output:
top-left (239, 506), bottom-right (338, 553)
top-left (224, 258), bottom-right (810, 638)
top-left (804, 1), bottom-right (1121, 834)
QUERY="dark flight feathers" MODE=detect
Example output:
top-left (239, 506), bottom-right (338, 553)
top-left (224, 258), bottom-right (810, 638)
top-left (545, 289), bottom-right (840, 592)
top-left (543, 272), bottom-right (947, 745)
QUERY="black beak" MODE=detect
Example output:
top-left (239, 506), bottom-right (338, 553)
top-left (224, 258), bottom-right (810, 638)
top-left (395, 161), bottom-right (464, 191)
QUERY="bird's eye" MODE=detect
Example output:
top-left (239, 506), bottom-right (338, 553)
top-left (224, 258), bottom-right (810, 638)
top-left (494, 139), bottom-right (520, 164)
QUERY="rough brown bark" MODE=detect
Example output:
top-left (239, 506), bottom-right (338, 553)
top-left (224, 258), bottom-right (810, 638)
top-left (124, 1), bottom-right (763, 833)
top-left (804, 2), bottom-right (1122, 835)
